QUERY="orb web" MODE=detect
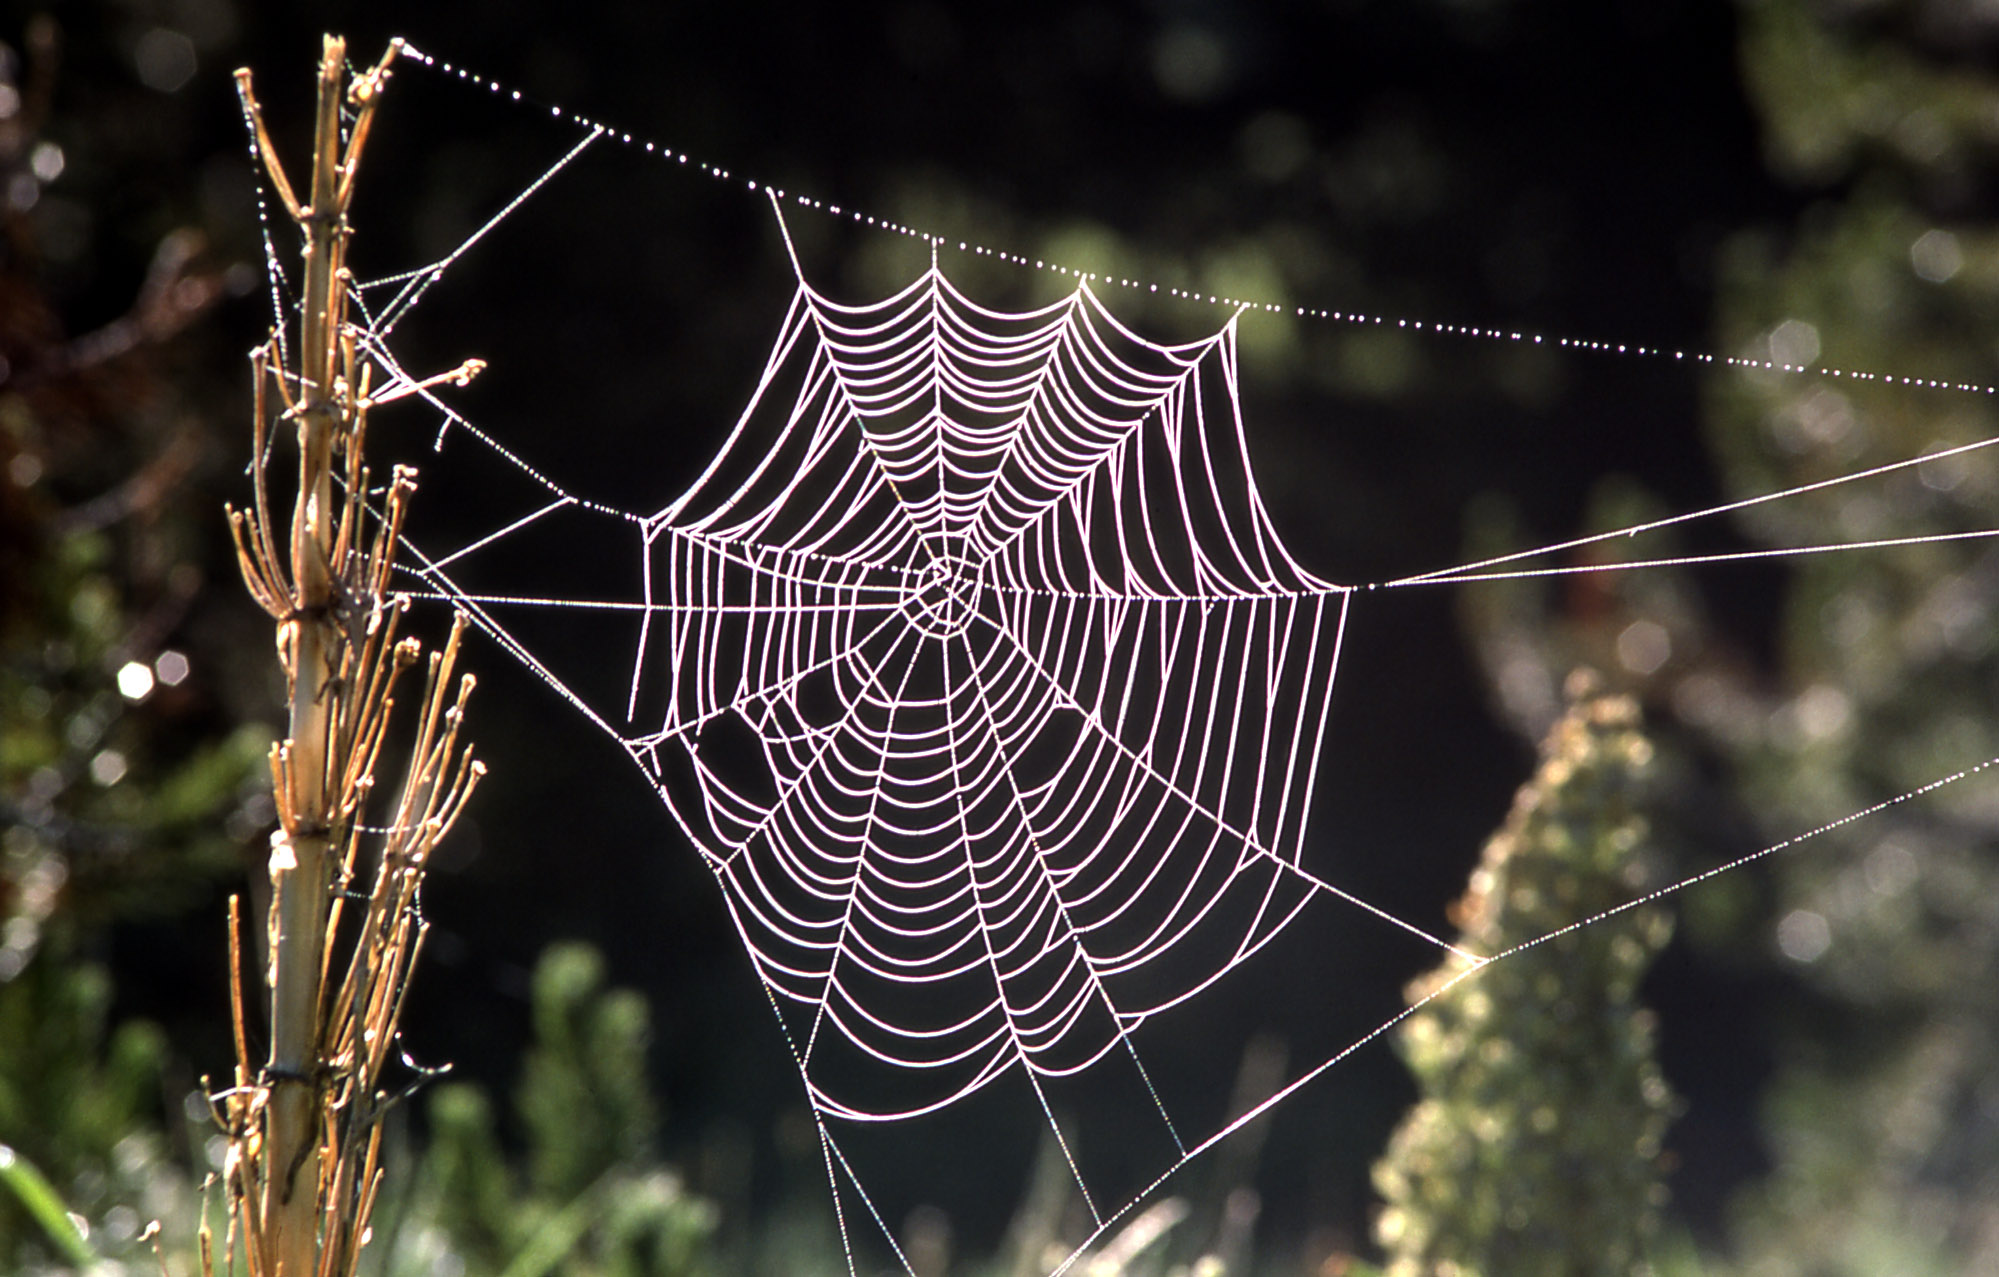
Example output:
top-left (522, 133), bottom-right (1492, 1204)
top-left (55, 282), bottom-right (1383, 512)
top-left (389, 208), bottom-right (1489, 1245)
top-left (632, 222), bottom-right (1380, 1123)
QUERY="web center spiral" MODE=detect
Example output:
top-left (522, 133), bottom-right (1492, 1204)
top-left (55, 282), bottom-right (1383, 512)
top-left (901, 554), bottom-right (981, 640)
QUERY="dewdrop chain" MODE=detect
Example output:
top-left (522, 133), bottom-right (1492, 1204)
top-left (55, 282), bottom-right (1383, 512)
top-left (394, 39), bottom-right (1999, 400)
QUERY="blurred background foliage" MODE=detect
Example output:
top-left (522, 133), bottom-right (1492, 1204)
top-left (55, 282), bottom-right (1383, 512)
top-left (1, 0), bottom-right (1994, 1273)
top-left (381, 943), bottom-right (717, 1277)
top-left (1372, 677), bottom-right (1676, 1277)
top-left (1702, 2), bottom-right (1999, 1271)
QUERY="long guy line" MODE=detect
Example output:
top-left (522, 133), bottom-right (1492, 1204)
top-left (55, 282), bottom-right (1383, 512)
top-left (394, 36), bottom-right (1999, 402)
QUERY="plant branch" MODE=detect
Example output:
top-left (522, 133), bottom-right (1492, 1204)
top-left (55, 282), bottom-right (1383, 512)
top-left (219, 35), bottom-right (484, 1277)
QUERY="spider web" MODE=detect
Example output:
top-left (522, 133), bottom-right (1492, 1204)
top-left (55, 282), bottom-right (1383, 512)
top-left (380, 202), bottom-right (1498, 1248)
top-left (275, 47), bottom-right (1999, 1275)
top-left (631, 221), bottom-right (1379, 1122)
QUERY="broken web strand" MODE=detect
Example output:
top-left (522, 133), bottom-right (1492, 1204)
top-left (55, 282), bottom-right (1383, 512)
top-left (287, 42), bottom-right (1999, 1276)
top-left (376, 31), bottom-right (1999, 658)
top-left (361, 39), bottom-right (1999, 607)
top-left (363, 127), bottom-right (607, 346)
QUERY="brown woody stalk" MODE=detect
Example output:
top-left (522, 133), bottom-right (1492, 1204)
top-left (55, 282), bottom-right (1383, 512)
top-left (218, 36), bottom-right (486, 1277)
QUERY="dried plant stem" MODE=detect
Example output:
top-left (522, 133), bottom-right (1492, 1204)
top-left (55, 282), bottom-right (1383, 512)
top-left (221, 35), bottom-right (485, 1277)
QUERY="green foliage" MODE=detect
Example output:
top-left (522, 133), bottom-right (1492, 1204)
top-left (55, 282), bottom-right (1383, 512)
top-left (1447, 8), bottom-right (1999, 1272)
top-left (0, 339), bottom-right (258, 1276)
top-left (0, 929), bottom-right (720, 1277)
top-left (1738, 0), bottom-right (1999, 186)
top-left (518, 945), bottom-right (660, 1199)
top-left (0, 1142), bottom-right (99, 1268)
top-left (391, 942), bottom-right (716, 1277)
top-left (0, 958), bottom-right (164, 1178)
top-left (1700, 2), bottom-right (1999, 1272)
top-left (1, 520), bottom-right (267, 944)
top-left (0, 945), bottom-right (200, 1272)
top-left (0, 339), bottom-right (262, 1277)
top-left (1374, 676), bottom-right (1675, 1277)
